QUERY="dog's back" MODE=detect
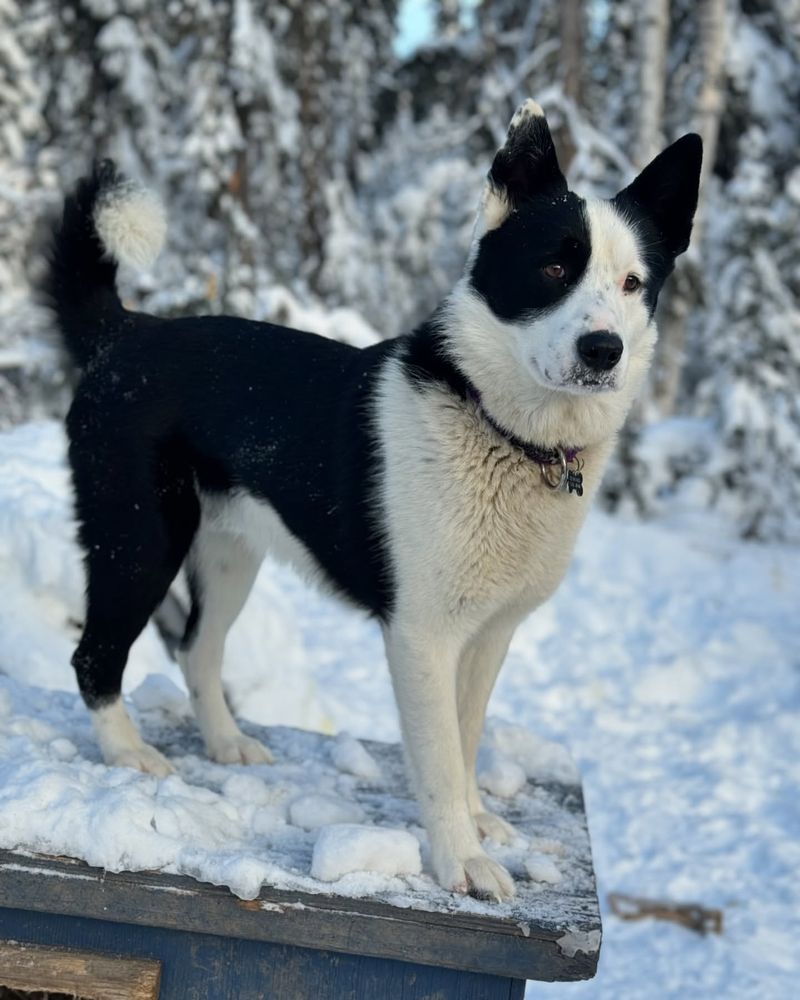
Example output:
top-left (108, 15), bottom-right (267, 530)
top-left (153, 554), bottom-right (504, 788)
top-left (46, 160), bottom-right (396, 774)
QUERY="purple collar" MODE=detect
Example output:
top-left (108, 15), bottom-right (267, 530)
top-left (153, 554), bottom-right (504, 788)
top-left (465, 382), bottom-right (585, 496)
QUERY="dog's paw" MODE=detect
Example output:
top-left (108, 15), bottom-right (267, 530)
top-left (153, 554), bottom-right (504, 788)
top-left (107, 743), bottom-right (175, 777)
top-left (436, 851), bottom-right (516, 902)
top-left (474, 810), bottom-right (517, 845)
top-left (463, 855), bottom-right (516, 901)
top-left (209, 733), bottom-right (274, 766)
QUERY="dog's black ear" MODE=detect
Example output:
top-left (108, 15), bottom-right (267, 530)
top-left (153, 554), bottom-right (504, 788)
top-left (489, 100), bottom-right (567, 206)
top-left (614, 134), bottom-right (703, 257)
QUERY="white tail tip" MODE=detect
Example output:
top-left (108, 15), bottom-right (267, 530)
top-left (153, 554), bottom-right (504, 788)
top-left (94, 182), bottom-right (166, 270)
top-left (509, 99), bottom-right (546, 130)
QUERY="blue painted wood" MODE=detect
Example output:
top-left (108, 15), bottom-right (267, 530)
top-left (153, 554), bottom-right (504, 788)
top-left (0, 907), bottom-right (525, 1000)
top-left (0, 850), bottom-right (600, 982)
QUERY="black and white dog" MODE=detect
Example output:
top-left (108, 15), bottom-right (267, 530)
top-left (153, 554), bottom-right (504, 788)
top-left (47, 101), bottom-right (701, 900)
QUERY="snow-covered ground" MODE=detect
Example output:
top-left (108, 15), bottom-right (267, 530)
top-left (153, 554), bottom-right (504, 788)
top-left (1, 420), bottom-right (798, 997)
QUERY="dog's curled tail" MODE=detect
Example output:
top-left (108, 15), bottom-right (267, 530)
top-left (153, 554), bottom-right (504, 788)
top-left (45, 159), bottom-right (166, 368)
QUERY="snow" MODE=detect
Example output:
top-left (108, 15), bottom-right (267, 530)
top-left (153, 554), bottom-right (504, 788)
top-left (524, 853), bottom-right (563, 885)
top-left (289, 793), bottom-right (365, 830)
top-left (311, 824), bottom-right (422, 883)
top-left (0, 658), bottom-right (592, 920)
top-left (1, 419), bottom-right (800, 997)
top-left (330, 732), bottom-right (382, 782)
top-left (484, 719), bottom-right (581, 786)
top-left (476, 747), bottom-right (527, 798)
top-left (2, 1), bottom-right (798, 991)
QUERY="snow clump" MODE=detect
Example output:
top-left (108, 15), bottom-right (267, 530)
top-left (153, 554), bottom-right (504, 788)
top-left (311, 824), bottom-right (422, 882)
top-left (330, 732), bottom-right (382, 781)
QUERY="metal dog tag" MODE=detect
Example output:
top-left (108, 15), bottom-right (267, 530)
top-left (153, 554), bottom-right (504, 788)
top-left (566, 469), bottom-right (584, 496)
top-left (540, 449), bottom-right (584, 497)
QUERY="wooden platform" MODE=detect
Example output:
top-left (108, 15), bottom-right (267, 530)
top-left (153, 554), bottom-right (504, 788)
top-left (0, 725), bottom-right (601, 998)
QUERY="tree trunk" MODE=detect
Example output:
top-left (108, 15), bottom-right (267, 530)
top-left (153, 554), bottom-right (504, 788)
top-left (692, 0), bottom-right (726, 234)
top-left (635, 0), bottom-right (669, 167)
top-left (650, 0), bottom-right (726, 416)
top-left (557, 0), bottom-right (583, 167)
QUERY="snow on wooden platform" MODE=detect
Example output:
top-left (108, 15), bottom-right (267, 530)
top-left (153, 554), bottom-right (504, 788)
top-left (0, 683), bottom-right (600, 981)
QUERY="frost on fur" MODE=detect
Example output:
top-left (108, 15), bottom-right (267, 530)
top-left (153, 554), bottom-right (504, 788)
top-left (94, 181), bottom-right (166, 270)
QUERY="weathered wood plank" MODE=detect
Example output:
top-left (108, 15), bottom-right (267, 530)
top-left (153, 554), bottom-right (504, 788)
top-left (0, 939), bottom-right (160, 999)
top-left (0, 849), bottom-right (597, 982)
top-left (0, 907), bottom-right (525, 1000)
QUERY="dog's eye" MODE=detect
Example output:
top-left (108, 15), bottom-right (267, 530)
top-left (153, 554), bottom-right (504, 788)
top-left (623, 274), bottom-right (642, 292)
top-left (543, 263), bottom-right (565, 279)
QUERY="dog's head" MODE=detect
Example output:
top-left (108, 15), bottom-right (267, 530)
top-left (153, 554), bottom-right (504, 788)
top-left (448, 101), bottom-right (702, 445)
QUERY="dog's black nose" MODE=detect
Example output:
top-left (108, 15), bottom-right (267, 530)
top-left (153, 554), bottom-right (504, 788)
top-left (577, 331), bottom-right (623, 371)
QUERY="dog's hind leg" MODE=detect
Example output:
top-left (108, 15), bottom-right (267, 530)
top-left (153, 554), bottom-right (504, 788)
top-left (69, 432), bottom-right (200, 776)
top-left (457, 622), bottom-right (517, 845)
top-left (384, 622), bottom-right (515, 901)
top-left (179, 529), bottom-right (272, 765)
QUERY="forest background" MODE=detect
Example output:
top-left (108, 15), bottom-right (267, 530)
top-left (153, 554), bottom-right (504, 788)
top-left (1, 0), bottom-right (799, 543)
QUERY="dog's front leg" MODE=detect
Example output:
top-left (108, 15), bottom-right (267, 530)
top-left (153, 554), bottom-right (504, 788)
top-left (457, 622), bottom-right (518, 845)
top-left (384, 623), bottom-right (515, 901)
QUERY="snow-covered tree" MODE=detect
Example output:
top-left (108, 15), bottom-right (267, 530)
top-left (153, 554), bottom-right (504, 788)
top-left (0, 0), bottom-right (69, 426)
top-left (687, 0), bottom-right (800, 539)
top-left (604, 0), bottom-right (800, 541)
top-left (1, 0), bottom-right (798, 541)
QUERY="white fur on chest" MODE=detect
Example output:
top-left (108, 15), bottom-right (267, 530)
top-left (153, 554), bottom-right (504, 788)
top-left (377, 359), bottom-right (610, 631)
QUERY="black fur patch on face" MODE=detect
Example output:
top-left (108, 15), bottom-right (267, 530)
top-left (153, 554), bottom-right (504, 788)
top-left (469, 193), bottom-right (591, 322)
top-left (612, 132), bottom-right (703, 316)
top-left (611, 202), bottom-right (675, 317)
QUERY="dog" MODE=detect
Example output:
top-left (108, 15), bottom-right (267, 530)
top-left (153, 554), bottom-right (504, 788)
top-left (46, 101), bottom-right (701, 901)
